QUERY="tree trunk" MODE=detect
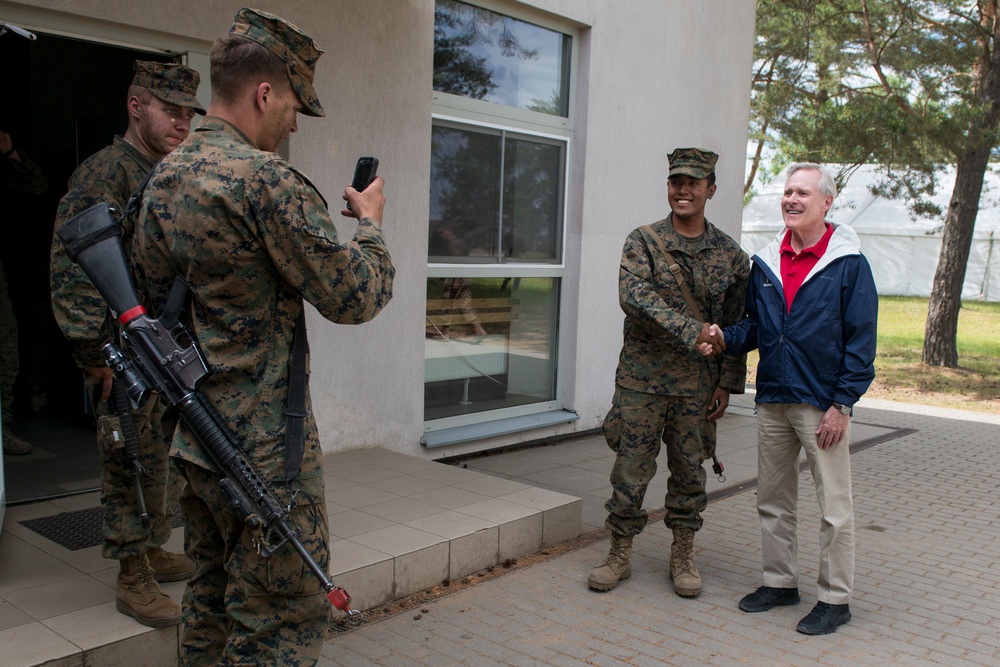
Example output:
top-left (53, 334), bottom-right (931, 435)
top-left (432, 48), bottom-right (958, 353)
top-left (922, 149), bottom-right (989, 366)
top-left (745, 135), bottom-right (766, 197)
top-left (922, 3), bottom-right (1000, 367)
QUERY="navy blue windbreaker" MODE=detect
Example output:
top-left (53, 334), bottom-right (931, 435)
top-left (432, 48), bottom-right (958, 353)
top-left (724, 223), bottom-right (878, 411)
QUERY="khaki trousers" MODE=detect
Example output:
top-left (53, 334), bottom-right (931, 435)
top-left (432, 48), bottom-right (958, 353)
top-left (756, 403), bottom-right (855, 605)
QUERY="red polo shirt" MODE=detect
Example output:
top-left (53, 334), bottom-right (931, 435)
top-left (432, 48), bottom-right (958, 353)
top-left (780, 223), bottom-right (834, 313)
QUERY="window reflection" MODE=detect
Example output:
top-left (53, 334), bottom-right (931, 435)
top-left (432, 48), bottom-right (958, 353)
top-left (429, 125), bottom-right (500, 261)
top-left (424, 277), bottom-right (559, 420)
top-left (504, 137), bottom-right (562, 260)
top-left (434, 0), bottom-right (571, 117)
top-left (429, 2), bottom-right (570, 425)
top-left (429, 123), bottom-right (563, 264)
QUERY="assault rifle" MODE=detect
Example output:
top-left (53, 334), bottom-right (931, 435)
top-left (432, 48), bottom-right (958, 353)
top-left (56, 202), bottom-right (359, 618)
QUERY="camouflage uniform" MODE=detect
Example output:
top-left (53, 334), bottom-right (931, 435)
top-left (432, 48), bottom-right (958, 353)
top-left (50, 133), bottom-right (186, 558)
top-left (1, 145), bottom-right (48, 453)
top-left (604, 205), bottom-right (750, 537)
top-left (441, 278), bottom-right (486, 337)
top-left (132, 9), bottom-right (395, 666)
top-left (50, 63), bottom-right (204, 570)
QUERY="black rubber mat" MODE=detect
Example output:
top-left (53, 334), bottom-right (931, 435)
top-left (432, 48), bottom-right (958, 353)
top-left (19, 505), bottom-right (184, 551)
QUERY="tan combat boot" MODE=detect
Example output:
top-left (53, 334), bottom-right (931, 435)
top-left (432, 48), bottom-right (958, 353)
top-left (146, 546), bottom-right (196, 582)
top-left (670, 528), bottom-right (701, 597)
top-left (588, 533), bottom-right (633, 591)
top-left (116, 554), bottom-right (182, 627)
top-left (2, 426), bottom-right (32, 455)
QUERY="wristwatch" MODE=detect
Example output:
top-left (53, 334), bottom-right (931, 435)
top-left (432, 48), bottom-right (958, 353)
top-left (831, 402), bottom-right (852, 415)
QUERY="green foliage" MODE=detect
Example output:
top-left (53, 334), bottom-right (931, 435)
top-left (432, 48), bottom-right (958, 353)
top-left (434, 5), bottom-right (497, 100)
top-left (433, 0), bottom-right (541, 101)
top-left (750, 1), bottom-right (1000, 369)
top-left (528, 88), bottom-right (562, 115)
top-left (749, 0), bottom-right (998, 211)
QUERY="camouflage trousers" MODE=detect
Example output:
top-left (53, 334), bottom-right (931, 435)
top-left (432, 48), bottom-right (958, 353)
top-left (178, 460), bottom-right (331, 667)
top-left (602, 385), bottom-right (717, 536)
top-left (0, 263), bottom-right (18, 425)
top-left (442, 280), bottom-right (483, 332)
top-left (87, 375), bottom-right (183, 560)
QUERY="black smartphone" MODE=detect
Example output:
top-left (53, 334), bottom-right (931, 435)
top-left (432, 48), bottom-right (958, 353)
top-left (347, 157), bottom-right (378, 211)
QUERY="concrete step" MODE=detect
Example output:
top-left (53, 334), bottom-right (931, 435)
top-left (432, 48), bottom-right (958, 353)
top-left (0, 448), bottom-right (582, 667)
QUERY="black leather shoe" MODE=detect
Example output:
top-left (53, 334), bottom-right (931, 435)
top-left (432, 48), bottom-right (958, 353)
top-left (796, 602), bottom-right (852, 635)
top-left (738, 586), bottom-right (801, 612)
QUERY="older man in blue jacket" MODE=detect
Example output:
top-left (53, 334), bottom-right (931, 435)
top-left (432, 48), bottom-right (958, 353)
top-left (706, 162), bottom-right (877, 635)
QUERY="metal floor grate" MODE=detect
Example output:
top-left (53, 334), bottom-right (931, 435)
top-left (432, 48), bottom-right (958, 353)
top-left (19, 505), bottom-right (184, 551)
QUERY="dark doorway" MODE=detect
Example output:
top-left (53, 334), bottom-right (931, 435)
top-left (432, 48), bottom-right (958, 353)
top-left (1, 27), bottom-right (175, 504)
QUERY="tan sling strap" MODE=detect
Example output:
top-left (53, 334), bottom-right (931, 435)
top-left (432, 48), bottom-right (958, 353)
top-left (640, 225), bottom-right (729, 482)
top-left (640, 225), bottom-right (705, 321)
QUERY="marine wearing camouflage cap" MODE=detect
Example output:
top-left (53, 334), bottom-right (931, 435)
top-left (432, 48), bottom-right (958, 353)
top-left (668, 147), bottom-right (718, 180)
top-left (51, 60), bottom-right (200, 632)
top-left (131, 6), bottom-right (392, 660)
top-left (132, 61), bottom-right (205, 114)
top-left (589, 142), bottom-right (749, 597)
top-left (229, 7), bottom-right (326, 117)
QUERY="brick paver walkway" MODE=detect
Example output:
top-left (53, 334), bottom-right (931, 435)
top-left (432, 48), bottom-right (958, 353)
top-left (319, 402), bottom-right (1000, 666)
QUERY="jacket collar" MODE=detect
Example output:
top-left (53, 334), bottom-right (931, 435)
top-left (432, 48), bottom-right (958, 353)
top-left (754, 221), bottom-right (862, 282)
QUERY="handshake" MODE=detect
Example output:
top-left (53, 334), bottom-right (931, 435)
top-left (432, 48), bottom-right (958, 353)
top-left (696, 323), bottom-right (726, 356)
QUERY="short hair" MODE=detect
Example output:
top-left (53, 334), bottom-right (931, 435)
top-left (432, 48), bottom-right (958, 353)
top-left (786, 162), bottom-right (837, 198)
top-left (209, 35), bottom-right (288, 105)
top-left (127, 85), bottom-right (153, 105)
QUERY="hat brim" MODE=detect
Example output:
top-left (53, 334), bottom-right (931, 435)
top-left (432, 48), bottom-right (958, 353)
top-left (298, 83), bottom-right (325, 117)
top-left (288, 66), bottom-right (324, 117)
top-left (668, 168), bottom-right (711, 179)
top-left (152, 91), bottom-right (207, 115)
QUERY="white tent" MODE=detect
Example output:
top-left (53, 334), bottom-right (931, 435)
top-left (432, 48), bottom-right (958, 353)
top-left (741, 165), bottom-right (1000, 301)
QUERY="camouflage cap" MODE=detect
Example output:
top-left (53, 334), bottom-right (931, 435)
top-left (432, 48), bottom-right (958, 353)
top-left (229, 7), bottom-right (325, 117)
top-left (668, 147), bottom-right (718, 180)
top-left (131, 61), bottom-right (206, 114)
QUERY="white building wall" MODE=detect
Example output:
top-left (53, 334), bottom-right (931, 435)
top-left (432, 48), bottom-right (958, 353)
top-left (565, 2), bottom-right (758, 436)
top-left (4, 0), bottom-right (756, 458)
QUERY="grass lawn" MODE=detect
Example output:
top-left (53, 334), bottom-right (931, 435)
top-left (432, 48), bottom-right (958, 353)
top-left (745, 296), bottom-right (1000, 414)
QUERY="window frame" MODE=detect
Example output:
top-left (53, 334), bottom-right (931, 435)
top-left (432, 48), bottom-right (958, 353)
top-left (429, 115), bottom-right (569, 266)
top-left (431, 0), bottom-right (578, 135)
top-left (425, 0), bottom-right (577, 434)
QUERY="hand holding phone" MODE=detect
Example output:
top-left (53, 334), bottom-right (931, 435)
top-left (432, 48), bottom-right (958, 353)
top-left (346, 157), bottom-right (378, 211)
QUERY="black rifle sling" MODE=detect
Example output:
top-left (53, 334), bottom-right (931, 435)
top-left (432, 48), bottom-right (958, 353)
top-left (284, 308), bottom-right (309, 482)
top-left (120, 161), bottom-right (160, 222)
top-left (641, 224), bottom-right (706, 322)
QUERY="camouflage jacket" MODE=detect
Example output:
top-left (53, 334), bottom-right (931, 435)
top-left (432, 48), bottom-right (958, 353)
top-left (615, 215), bottom-right (750, 397)
top-left (50, 137), bottom-right (154, 368)
top-left (133, 117), bottom-right (395, 480)
top-left (0, 149), bottom-right (49, 196)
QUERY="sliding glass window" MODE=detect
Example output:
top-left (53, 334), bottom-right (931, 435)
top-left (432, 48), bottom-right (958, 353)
top-left (427, 0), bottom-right (573, 426)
